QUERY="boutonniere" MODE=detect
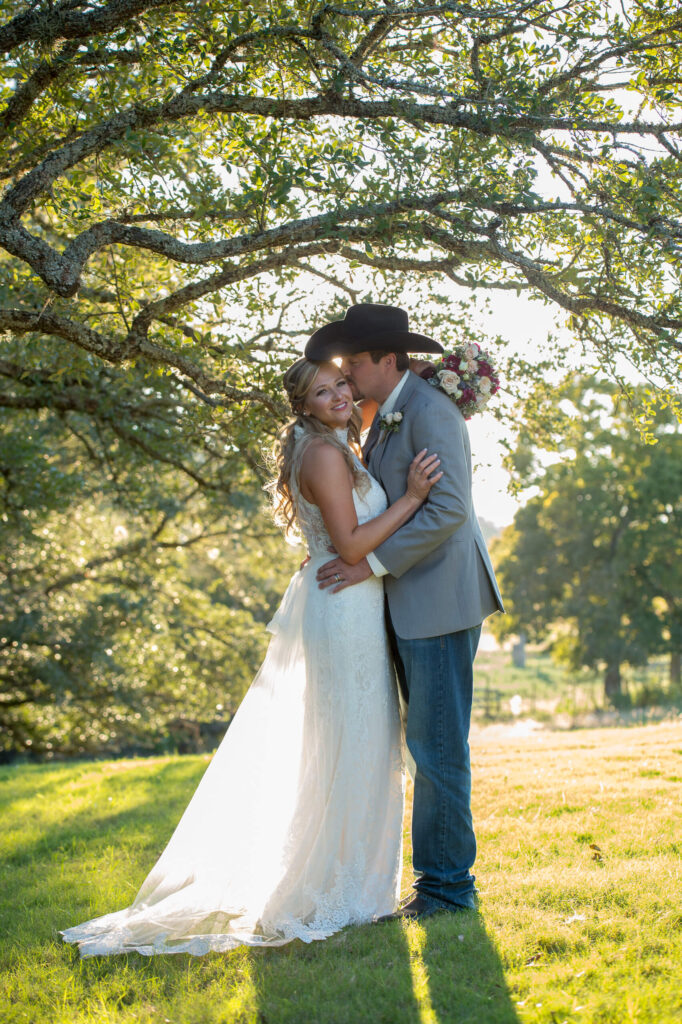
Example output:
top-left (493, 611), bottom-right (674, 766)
top-left (379, 411), bottom-right (403, 436)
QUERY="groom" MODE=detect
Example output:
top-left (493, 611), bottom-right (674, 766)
top-left (306, 303), bottom-right (504, 919)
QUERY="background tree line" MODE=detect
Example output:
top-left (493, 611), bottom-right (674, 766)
top-left (491, 376), bottom-right (682, 705)
top-left (0, 378), bottom-right (302, 755)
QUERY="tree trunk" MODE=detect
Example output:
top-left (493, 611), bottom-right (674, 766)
top-left (512, 633), bottom-right (526, 669)
top-left (604, 662), bottom-right (622, 703)
top-left (671, 652), bottom-right (681, 688)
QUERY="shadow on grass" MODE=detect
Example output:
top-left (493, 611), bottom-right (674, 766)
top-left (60, 912), bottom-right (520, 1024)
top-left (3, 758), bottom-right (204, 861)
top-left (1, 759), bottom-right (207, 948)
top-left (2, 758), bottom-right (520, 1023)
top-left (413, 911), bottom-right (519, 1024)
top-left (250, 912), bottom-right (520, 1024)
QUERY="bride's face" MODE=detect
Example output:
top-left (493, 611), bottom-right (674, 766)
top-left (303, 365), bottom-right (354, 429)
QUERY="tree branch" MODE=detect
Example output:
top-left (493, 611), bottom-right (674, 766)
top-left (0, 0), bottom-right (177, 55)
top-left (0, 39), bottom-right (81, 132)
top-left (3, 88), bottom-right (680, 292)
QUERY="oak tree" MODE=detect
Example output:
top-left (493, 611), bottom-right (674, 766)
top-left (491, 376), bottom-right (682, 702)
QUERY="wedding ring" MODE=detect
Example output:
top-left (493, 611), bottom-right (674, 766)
top-left (334, 573), bottom-right (342, 583)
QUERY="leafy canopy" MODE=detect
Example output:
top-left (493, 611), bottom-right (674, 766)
top-left (1, 0), bottom-right (681, 415)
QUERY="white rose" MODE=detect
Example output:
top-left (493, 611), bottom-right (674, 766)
top-left (479, 376), bottom-right (492, 395)
top-left (438, 370), bottom-right (461, 394)
top-left (384, 412), bottom-right (395, 424)
top-left (463, 344), bottom-right (480, 359)
top-left (459, 360), bottom-right (469, 372)
top-left (393, 411), bottom-right (403, 422)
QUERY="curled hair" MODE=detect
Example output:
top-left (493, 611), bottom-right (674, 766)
top-left (269, 358), bottom-right (368, 537)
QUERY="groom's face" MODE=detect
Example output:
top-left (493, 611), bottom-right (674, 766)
top-left (340, 352), bottom-right (392, 403)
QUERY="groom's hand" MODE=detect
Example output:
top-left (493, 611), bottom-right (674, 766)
top-left (317, 554), bottom-right (372, 592)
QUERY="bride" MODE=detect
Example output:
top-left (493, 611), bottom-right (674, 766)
top-left (61, 357), bottom-right (441, 955)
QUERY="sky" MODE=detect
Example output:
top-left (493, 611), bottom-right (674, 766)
top-left (469, 413), bottom-right (518, 530)
top-left (467, 292), bottom-right (562, 528)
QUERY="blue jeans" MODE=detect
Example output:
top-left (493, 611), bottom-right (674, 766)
top-left (395, 624), bottom-right (481, 910)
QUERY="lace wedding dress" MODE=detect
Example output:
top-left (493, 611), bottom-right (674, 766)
top-left (62, 431), bottom-right (404, 955)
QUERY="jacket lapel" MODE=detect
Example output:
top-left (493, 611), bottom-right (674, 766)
top-left (370, 372), bottom-right (420, 481)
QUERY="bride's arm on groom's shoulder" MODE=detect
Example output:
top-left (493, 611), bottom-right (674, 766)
top-left (299, 441), bottom-right (441, 567)
top-left (372, 401), bottom-right (471, 579)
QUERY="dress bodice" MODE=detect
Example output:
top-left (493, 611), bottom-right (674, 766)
top-left (292, 432), bottom-right (388, 557)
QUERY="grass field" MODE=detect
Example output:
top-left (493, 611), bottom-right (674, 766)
top-left (2, 720), bottom-right (681, 1024)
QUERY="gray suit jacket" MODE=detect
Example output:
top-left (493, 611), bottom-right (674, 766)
top-left (366, 371), bottom-right (504, 640)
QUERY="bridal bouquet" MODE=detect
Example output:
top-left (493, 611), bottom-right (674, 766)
top-left (420, 343), bottom-right (499, 419)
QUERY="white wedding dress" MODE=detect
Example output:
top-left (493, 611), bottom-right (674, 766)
top-left (62, 431), bottom-right (404, 955)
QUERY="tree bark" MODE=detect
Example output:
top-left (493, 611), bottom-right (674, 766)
top-left (604, 662), bottom-right (622, 703)
top-left (512, 632), bottom-right (526, 669)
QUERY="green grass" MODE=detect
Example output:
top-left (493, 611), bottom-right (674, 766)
top-left (2, 723), bottom-right (681, 1023)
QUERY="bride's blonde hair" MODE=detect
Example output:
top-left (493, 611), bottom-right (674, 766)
top-left (270, 358), bottom-right (367, 537)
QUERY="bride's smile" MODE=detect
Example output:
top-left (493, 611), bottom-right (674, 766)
top-left (302, 365), bottom-right (354, 429)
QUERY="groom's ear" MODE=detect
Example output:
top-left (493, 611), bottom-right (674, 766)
top-left (382, 350), bottom-right (409, 372)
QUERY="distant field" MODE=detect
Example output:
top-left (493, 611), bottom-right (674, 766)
top-left (473, 642), bottom-right (679, 725)
top-left (1, 721), bottom-right (681, 1023)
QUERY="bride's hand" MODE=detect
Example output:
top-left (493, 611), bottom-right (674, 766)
top-left (406, 449), bottom-right (442, 502)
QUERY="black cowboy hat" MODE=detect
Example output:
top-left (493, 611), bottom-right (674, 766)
top-left (304, 303), bottom-right (443, 361)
